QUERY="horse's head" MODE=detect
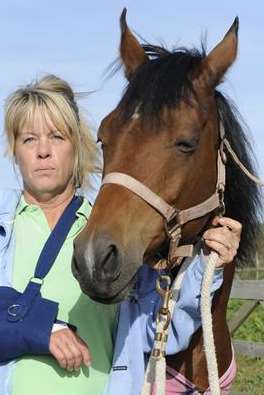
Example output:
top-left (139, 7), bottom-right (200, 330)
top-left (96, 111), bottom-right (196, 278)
top-left (73, 10), bottom-right (239, 303)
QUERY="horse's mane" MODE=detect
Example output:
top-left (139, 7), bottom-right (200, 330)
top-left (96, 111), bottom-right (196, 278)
top-left (216, 92), bottom-right (262, 266)
top-left (118, 44), bottom-right (205, 120)
top-left (116, 43), bottom-right (262, 265)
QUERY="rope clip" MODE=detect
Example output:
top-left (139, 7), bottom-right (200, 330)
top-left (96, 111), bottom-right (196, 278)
top-left (156, 275), bottom-right (172, 331)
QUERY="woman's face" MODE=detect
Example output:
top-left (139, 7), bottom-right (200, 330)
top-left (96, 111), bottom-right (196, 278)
top-left (15, 110), bottom-right (76, 200)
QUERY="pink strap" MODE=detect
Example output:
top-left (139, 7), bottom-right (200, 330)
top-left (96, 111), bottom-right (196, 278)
top-left (164, 347), bottom-right (236, 394)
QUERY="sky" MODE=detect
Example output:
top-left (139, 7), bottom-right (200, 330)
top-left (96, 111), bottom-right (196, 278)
top-left (0, 1), bottom-right (263, 189)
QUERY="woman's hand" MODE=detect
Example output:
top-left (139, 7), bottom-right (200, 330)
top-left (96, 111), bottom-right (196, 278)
top-left (202, 217), bottom-right (242, 267)
top-left (49, 328), bottom-right (91, 371)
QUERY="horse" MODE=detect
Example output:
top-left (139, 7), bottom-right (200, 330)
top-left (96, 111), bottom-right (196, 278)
top-left (72, 10), bottom-right (261, 391)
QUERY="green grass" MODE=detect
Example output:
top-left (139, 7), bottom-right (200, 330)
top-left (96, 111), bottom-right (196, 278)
top-left (230, 234), bottom-right (264, 392)
top-left (233, 355), bottom-right (264, 394)
top-left (227, 298), bottom-right (264, 393)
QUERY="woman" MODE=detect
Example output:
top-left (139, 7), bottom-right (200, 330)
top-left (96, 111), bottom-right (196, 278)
top-left (0, 74), bottom-right (240, 395)
top-left (0, 75), bottom-right (117, 395)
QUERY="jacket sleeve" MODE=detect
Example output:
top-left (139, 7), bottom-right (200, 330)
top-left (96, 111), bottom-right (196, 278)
top-left (85, 170), bottom-right (102, 205)
top-left (137, 251), bottom-right (224, 355)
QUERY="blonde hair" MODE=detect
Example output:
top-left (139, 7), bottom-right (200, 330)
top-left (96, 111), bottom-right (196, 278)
top-left (4, 74), bottom-right (98, 188)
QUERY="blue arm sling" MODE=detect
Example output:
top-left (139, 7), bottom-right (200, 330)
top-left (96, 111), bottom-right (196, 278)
top-left (0, 195), bottom-right (83, 363)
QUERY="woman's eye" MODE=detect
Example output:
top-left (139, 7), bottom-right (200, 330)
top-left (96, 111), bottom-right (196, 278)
top-left (54, 135), bottom-right (64, 140)
top-left (52, 133), bottom-right (65, 140)
top-left (23, 137), bottom-right (34, 144)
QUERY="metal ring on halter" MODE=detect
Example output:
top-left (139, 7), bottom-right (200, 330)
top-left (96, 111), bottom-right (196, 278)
top-left (164, 212), bottom-right (181, 238)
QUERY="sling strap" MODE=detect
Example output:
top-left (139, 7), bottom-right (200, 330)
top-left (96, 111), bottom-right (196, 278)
top-left (34, 195), bottom-right (83, 280)
top-left (6, 195), bottom-right (83, 323)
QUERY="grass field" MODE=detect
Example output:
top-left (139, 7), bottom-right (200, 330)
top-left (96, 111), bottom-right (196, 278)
top-left (227, 299), bottom-right (264, 394)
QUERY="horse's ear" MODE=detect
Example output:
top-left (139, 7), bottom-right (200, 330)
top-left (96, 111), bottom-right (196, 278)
top-left (119, 8), bottom-right (148, 80)
top-left (195, 17), bottom-right (239, 89)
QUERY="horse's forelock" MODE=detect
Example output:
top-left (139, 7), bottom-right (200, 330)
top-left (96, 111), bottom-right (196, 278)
top-left (117, 44), bottom-right (206, 122)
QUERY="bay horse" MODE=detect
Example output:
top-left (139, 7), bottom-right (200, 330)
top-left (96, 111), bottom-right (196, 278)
top-left (73, 10), bottom-right (261, 391)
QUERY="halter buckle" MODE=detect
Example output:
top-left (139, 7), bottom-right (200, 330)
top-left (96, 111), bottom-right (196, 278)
top-left (165, 216), bottom-right (182, 266)
top-left (164, 210), bottom-right (181, 237)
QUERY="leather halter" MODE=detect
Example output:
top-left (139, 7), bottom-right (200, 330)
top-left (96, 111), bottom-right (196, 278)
top-left (101, 123), bottom-right (226, 265)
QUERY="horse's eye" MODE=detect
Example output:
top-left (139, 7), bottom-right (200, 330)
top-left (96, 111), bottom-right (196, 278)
top-left (174, 138), bottom-right (199, 153)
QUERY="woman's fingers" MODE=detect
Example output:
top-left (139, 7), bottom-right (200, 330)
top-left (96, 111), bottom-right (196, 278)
top-left (50, 330), bottom-right (76, 371)
top-left (211, 216), bottom-right (242, 235)
top-left (73, 334), bottom-right (91, 368)
top-left (204, 239), bottom-right (236, 267)
top-left (49, 328), bottom-right (91, 371)
top-left (49, 342), bottom-right (67, 369)
top-left (219, 217), bottom-right (242, 235)
top-left (63, 338), bottom-right (82, 371)
top-left (203, 217), bottom-right (242, 267)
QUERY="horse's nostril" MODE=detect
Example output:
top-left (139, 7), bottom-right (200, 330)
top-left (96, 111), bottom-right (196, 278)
top-left (98, 243), bottom-right (121, 282)
top-left (104, 244), bottom-right (117, 264)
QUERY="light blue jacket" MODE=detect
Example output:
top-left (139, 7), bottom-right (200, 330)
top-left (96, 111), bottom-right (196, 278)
top-left (104, 254), bottom-right (223, 395)
top-left (0, 187), bottom-right (224, 395)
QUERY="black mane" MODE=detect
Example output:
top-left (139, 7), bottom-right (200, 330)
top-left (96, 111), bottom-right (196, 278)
top-left (118, 44), bottom-right (205, 120)
top-left (216, 92), bottom-right (262, 265)
top-left (117, 43), bottom-right (262, 265)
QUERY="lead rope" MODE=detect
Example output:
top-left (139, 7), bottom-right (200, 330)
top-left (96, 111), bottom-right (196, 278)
top-left (200, 251), bottom-right (221, 395)
top-left (141, 250), bottom-right (221, 395)
top-left (200, 141), bottom-right (264, 395)
top-left (141, 251), bottom-right (222, 395)
top-left (223, 139), bottom-right (264, 186)
top-left (141, 258), bottom-right (191, 395)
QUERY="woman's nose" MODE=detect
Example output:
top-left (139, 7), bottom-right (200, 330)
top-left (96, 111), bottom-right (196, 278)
top-left (37, 139), bottom-right (51, 158)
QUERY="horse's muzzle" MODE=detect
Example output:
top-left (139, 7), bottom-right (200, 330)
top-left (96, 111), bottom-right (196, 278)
top-left (72, 232), bottom-right (141, 304)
